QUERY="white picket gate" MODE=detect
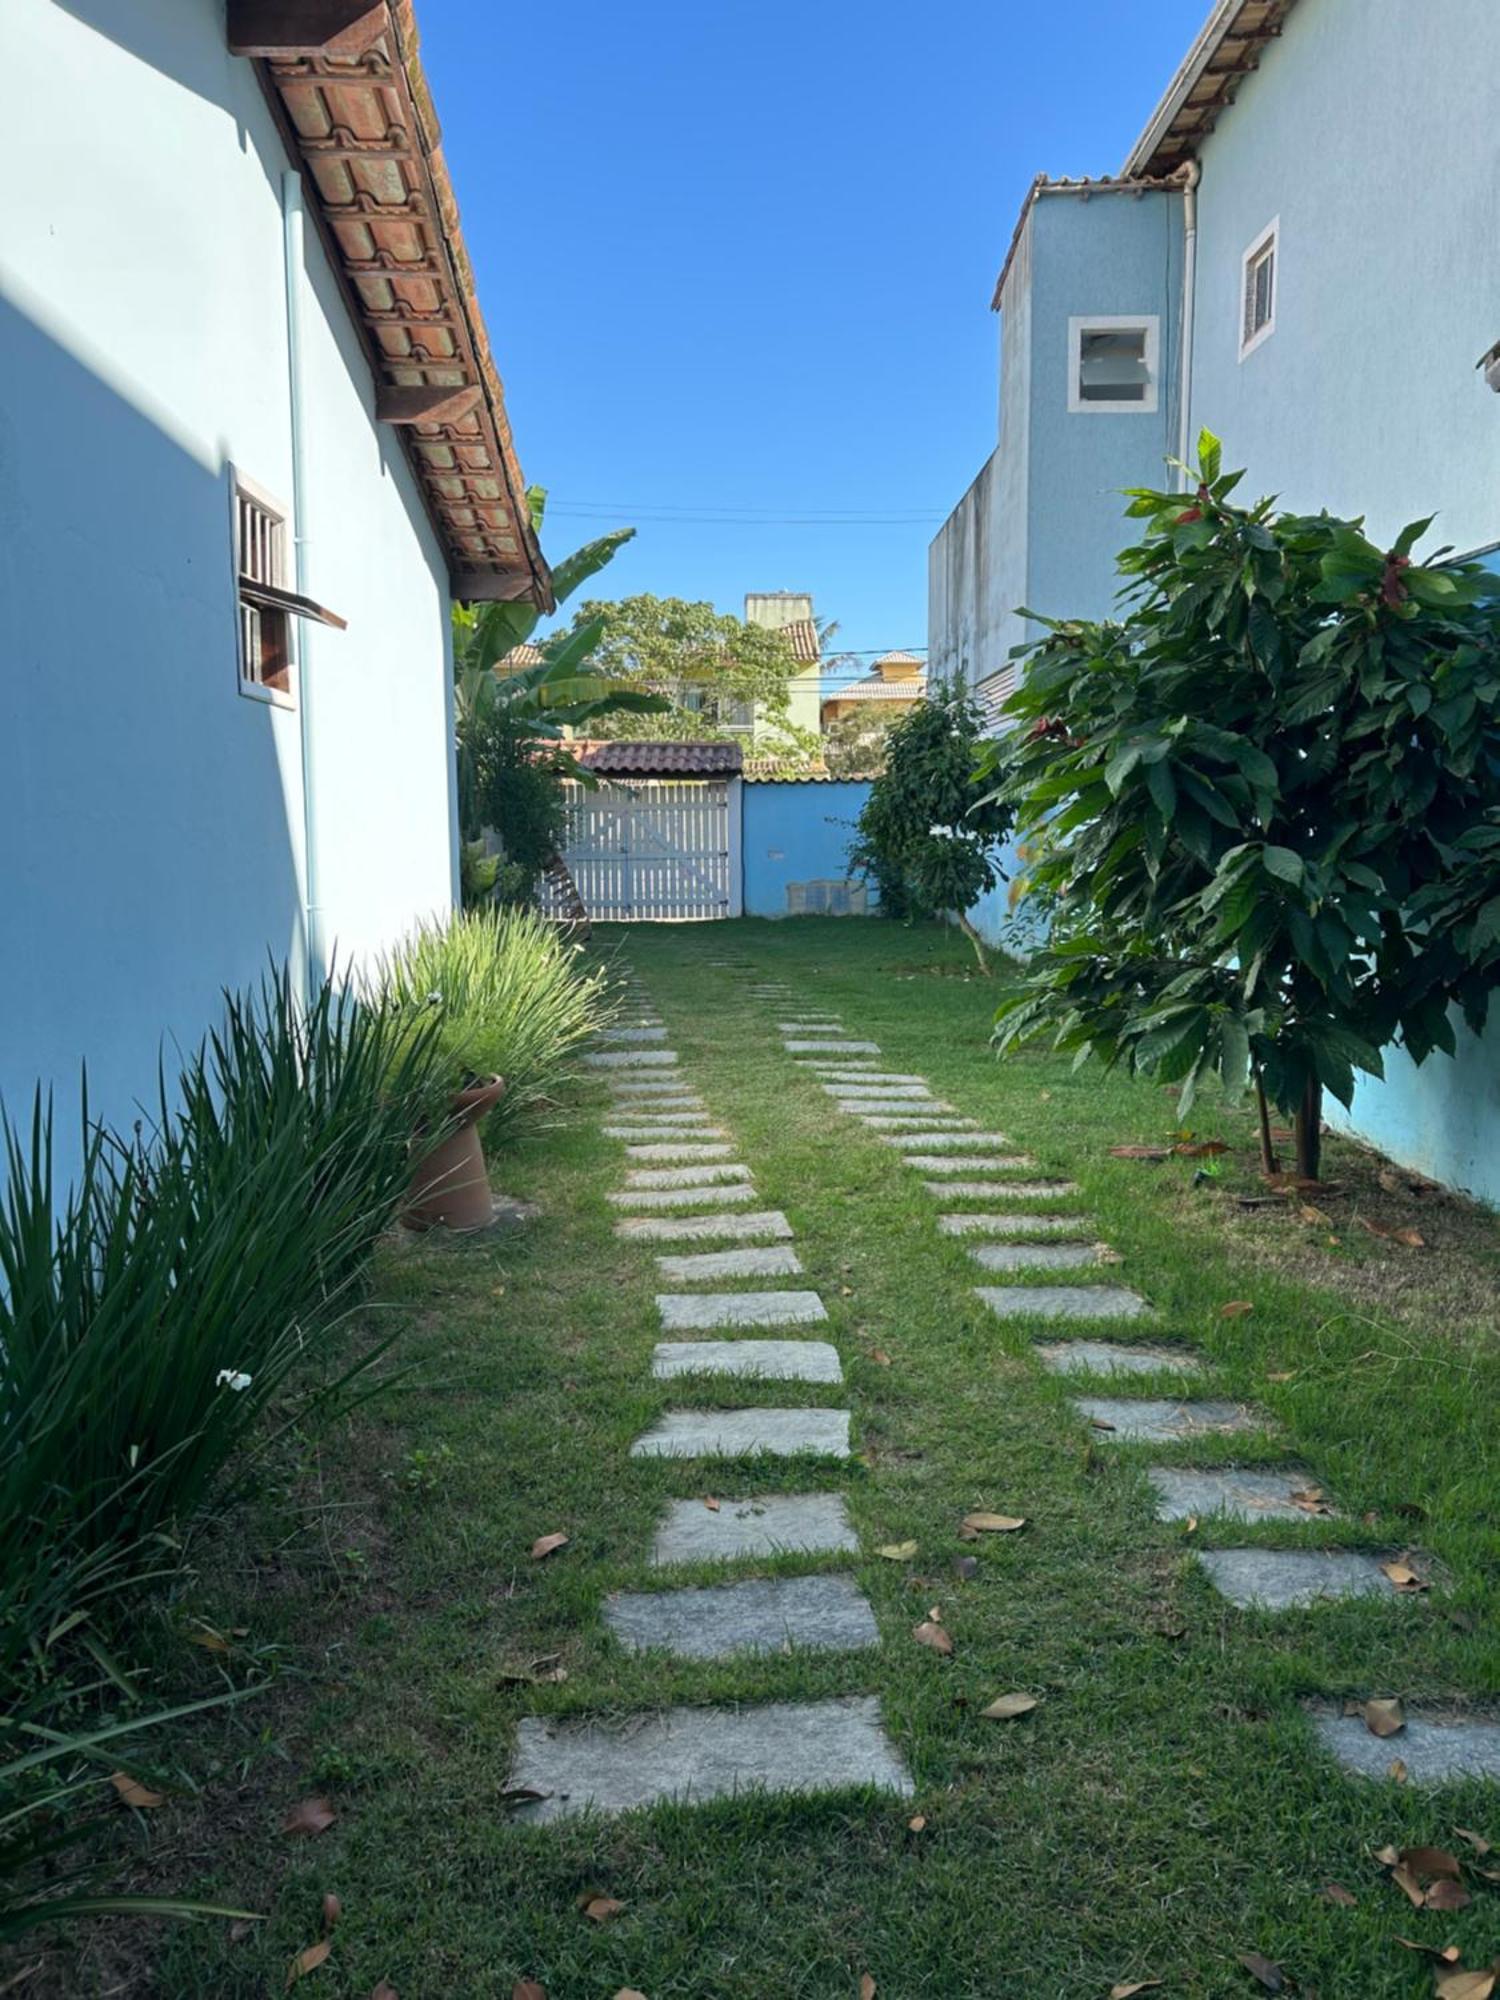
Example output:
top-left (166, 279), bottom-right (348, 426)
top-left (538, 777), bottom-right (742, 921)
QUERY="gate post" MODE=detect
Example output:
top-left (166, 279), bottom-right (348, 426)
top-left (725, 775), bottom-right (744, 918)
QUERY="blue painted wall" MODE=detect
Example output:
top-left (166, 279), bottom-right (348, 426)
top-left (742, 781), bottom-right (873, 916)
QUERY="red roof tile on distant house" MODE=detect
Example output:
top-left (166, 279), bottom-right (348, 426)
top-left (576, 741), bottom-right (744, 777)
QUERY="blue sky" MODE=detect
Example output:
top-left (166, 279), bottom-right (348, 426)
top-left (423, 0), bottom-right (1208, 675)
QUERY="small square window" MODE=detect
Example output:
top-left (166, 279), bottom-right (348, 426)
top-left (1240, 221), bottom-right (1278, 358)
top-left (1067, 316), bottom-right (1159, 414)
top-left (234, 477), bottom-right (294, 702)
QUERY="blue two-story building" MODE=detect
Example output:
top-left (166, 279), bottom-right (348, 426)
top-left (931, 0), bottom-right (1500, 1201)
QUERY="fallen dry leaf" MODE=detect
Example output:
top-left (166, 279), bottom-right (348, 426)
top-left (1109, 1145), bottom-right (1173, 1161)
top-left (907, 1815), bottom-right (927, 1833)
top-left (877, 1541), bottom-right (919, 1562)
top-left (612, 1991), bottom-right (649, 1999)
top-left (188, 1623), bottom-right (231, 1653)
top-left (912, 1620), bottom-right (954, 1656)
top-left (512, 1984), bottom-right (547, 2000)
top-left (1297, 1203), bottom-right (1332, 1226)
top-left (1363, 1697), bottom-right (1406, 1738)
top-left (1392, 1864), bottom-right (1427, 1908)
top-left (952, 1555), bottom-right (978, 1581)
top-left (1455, 1828), bottom-right (1493, 1857)
top-left (1381, 1559), bottom-right (1429, 1592)
top-left (1175, 1139), bottom-right (1231, 1158)
top-left (1320, 1881), bottom-right (1357, 1907)
top-left (1402, 1846), bottom-right (1463, 1881)
top-left (980, 1693), bottom-right (1038, 1721)
top-left (1237, 1950), bottom-right (1284, 1991)
top-left (1220, 1300), bottom-right (1256, 1318)
top-left (579, 1894), bottom-right (625, 1923)
top-left (1360, 1216), bottom-right (1426, 1248)
top-left (1184, 1516), bottom-right (1199, 1535)
top-left (321, 1894), bottom-right (341, 1931)
top-left (703, 1496), bottom-right (720, 1512)
top-left (530, 1532), bottom-right (569, 1561)
top-left (1266, 1369), bottom-right (1297, 1382)
top-left (1290, 1487), bottom-right (1332, 1515)
top-left (962, 1513), bottom-right (1025, 1533)
top-left (1109, 1984), bottom-right (1164, 1998)
top-left (282, 1797), bottom-right (337, 1838)
top-left (1089, 1416), bottom-right (1117, 1432)
top-left (1436, 1970), bottom-right (1499, 2000)
top-left (1425, 1881), bottom-right (1472, 1914)
top-left (110, 1772), bottom-right (166, 1810)
top-left (1395, 1937), bottom-right (1461, 1963)
top-left (287, 1938), bottom-right (331, 1986)
top-left (1390, 1758), bottom-right (1410, 1783)
top-left (869, 1348), bottom-right (893, 1367)
top-left (860, 1978), bottom-right (876, 2000)
top-left (368, 1984), bottom-right (399, 2000)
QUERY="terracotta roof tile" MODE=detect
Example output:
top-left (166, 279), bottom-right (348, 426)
top-left (576, 741), bottom-right (744, 777)
top-left (240, 0), bottom-right (551, 608)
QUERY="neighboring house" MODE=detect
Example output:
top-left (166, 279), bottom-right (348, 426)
top-left (2, 0), bottom-right (549, 1184)
top-left (820, 650), bottom-right (928, 729)
top-left (929, 0), bottom-right (1500, 1199)
top-left (744, 591), bottom-right (824, 742)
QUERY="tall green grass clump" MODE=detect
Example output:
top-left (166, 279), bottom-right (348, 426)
top-left (376, 908), bottom-right (614, 1142)
top-left (0, 970), bottom-right (443, 1937)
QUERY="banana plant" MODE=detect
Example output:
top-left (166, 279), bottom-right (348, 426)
top-left (452, 491), bottom-right (665, 844)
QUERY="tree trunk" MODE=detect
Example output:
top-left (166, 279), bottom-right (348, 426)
top-left (1294, 1075), bottom-right (1322, 1181)
top-left (954, 910), bottom-right (990, 975)
top-left (1251, 1065), bottom-right (1280, 1177)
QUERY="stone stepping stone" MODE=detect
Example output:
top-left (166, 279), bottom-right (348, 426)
top-left (940, 1211), bottom-right (1094, 1236)
top-left (610, 1185), bottom-right (759, 1213)
top-left (507, 1696), bottom-right (911, 1821)
top-left (605, 1574), bottom-right (876, 1658)
top-left (777, 1022), bottom-right (846, 1034)
top-left (887, 1130), bottom-right (1012, 1150)
top-left (907, 1154), bottom-right (1037, 1174)
top-left (651, 1339), bottom-right (843, 1381)
top-left (616, 1209), bottom-right (794, 1244)
top-left (1149, 1465), bottom-right (1331, 1522)
top-left (798, 1060), bottom-right (883, 1074)
top-left (1038, 1338), bottom-right (1197, 1375)
top-left (971, 1242), bottom-right (1107, 1271)
top-left (627, 1163), bottom-right (751, 1189)
top-left (977, 1284), bottom-right (1150, 1321)
top-left (585, 1049), bottom-right (679, 1069)
top-left (827, 1085), bottom-right (936, 1101)
top-left (656, 1290), bottom-right (828, 1330)
top-left (609, 1077), bottom-right (700, 1094)
top-left (599, 1026), bottom-right (668, 1043)
top-left (924, 1178), bottom-right (1074, 1198)
top-left (651, 1492), bottom-right (857, 1564)
top-left (630, 1408), bottom-right (851, 1459)
top-left (783, 1039), bottom-right (881, 1055)
top-left (857, 1114), bottom-right (971, 1129)
top-left (1073, 1397), bottom-right (1262, 1442)
top-left (607, 1094), bottom-right (704, 1111)
top-left (604, 1111), bottom-right (719, 1126)
top-left (656, 1245), bottom-right (804, 1281)
top-left (1197, 1549), bottom-right (1398, 1611)
top-left (625, 1142), bottom-right (734, 1162)
top-left (1310, 1710), bottom-right (1500, 1783)
top-left (604, 1126), bottom-right (726, 1142)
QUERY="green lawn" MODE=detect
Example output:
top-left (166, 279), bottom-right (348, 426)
top-left (48, 919), bottom-right (1500, 1999)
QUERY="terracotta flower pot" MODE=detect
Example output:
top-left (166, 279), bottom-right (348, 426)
top-left (402, 1076), bottom-right (505, 1232)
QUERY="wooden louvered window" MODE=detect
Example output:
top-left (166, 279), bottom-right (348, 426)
top-left (1240, 222), bottom-right (1278, 359)
top-left (235, 479), bottom-right (293, 702)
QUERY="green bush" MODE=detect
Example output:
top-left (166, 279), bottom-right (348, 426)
top-left (0, 971), bottom-right (442, 1937)
top-left (374, 907), bottom-right (615, 1143)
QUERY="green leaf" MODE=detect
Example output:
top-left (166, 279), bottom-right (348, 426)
top-left (1262, 844), bottom-right (1304, 887)
top-left (1146, 758), bottom-right (1177, 820)
top-left (1197, 428), bottom-right (1222, 487)
top-left (548, 527), bottom-right (636, 609)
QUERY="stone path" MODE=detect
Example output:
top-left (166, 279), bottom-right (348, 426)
top-left (512, 953), bottom-right (1497, 1838)
top-left (510, 967), bottom-right (909, 1824)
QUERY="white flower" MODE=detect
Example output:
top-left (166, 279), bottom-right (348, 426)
top-left (216, 1369), bottom-right (253, 1392)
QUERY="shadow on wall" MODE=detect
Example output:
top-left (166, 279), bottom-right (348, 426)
top-left (0, 296), bottom-right (304, 1189)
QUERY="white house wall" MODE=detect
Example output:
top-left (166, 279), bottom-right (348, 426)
top-left (0, 0), bottom-right (457, 1183)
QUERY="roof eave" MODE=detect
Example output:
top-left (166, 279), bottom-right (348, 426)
top-left (235, 0), bottom-right (552, 610)
top-left (1121, 0), bottom-right (1300, 179)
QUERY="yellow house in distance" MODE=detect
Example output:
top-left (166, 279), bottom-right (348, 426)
top-left (820, 650), bottom-right (927, 729)
top-left (743, 591), bottom-right (823, 743)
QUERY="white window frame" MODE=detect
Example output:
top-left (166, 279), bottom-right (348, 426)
top-left (1239, 218), bottom-right (1279, 361)
top-left (230, 467), bottom-right (297, 710)
top-left (1067, 315), bottom-right (1160, 415)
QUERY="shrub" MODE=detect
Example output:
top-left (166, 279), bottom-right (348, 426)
top-left (374, 907), bottom-right (615, 1143)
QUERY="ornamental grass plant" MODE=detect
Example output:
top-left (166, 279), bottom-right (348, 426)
top-left (375, 907), bottom-right (616, 1144)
